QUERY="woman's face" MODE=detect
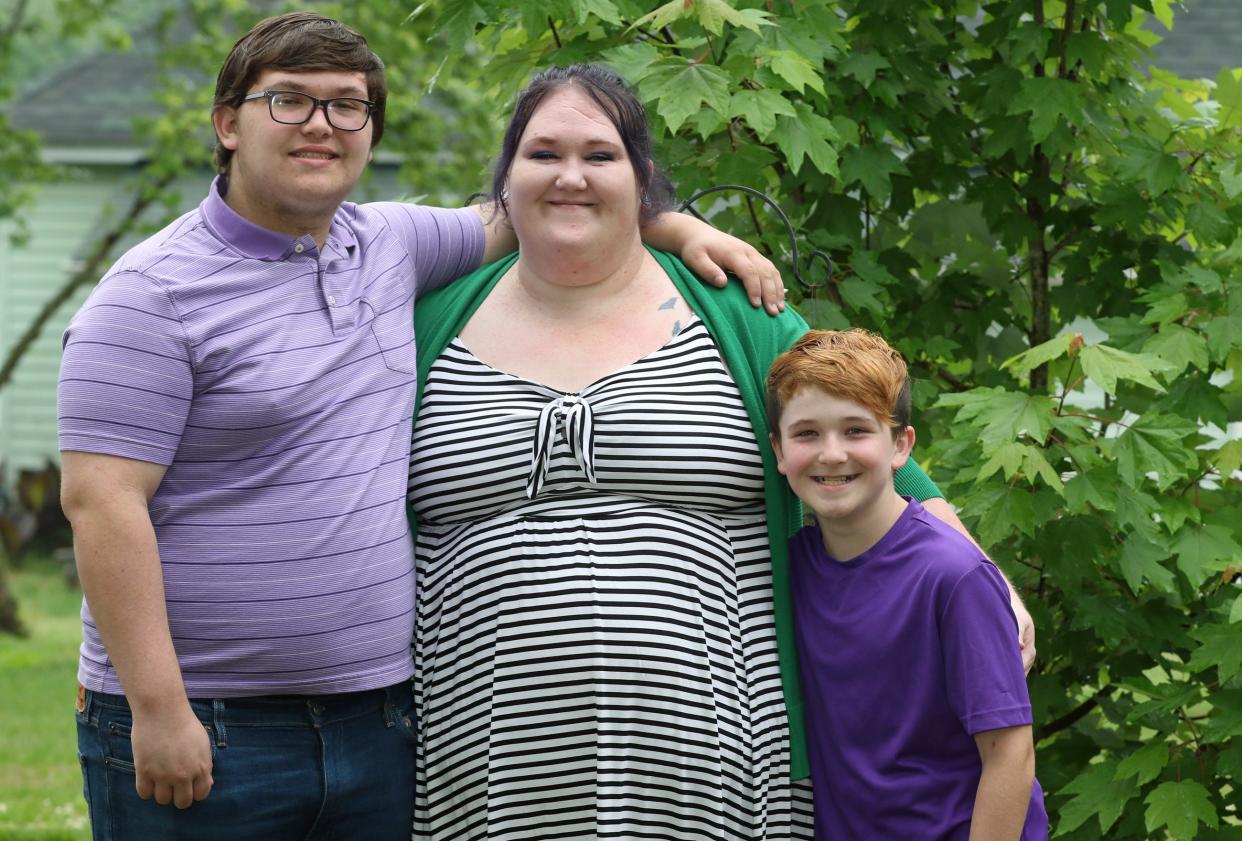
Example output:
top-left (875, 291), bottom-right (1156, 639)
top-left (505, 86), bottom-right (643, 257)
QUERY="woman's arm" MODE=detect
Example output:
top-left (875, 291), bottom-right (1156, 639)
top-left (969, 725), bottom-right (1036, 841)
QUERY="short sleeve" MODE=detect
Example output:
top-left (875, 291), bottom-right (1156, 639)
top-left (940, 563), bottom-right (1033, 735)
top-left (369, 203), bottom-right (485, 298)
top-left (58, 272), bottom-right (194, 466)
top-left (894, 458), bottom-right (943, 501)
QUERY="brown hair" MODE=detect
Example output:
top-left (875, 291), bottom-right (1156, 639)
top-left (211, 12), bottom-right (386, 174)
top-left (765, 329), bottom-right (912, 435)
top-left (490, 64), bottom-right (675, 223)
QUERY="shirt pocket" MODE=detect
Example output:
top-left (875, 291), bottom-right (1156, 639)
top-left (364, 280), bottom-right (418, 375)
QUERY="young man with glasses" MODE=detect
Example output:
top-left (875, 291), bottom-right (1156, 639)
top-left (57, 12), bottom-right (786, 841)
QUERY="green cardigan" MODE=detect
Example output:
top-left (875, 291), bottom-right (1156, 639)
top-left (409, 248), bottom-right (943, 780)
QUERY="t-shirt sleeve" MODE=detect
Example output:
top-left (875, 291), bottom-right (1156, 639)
top-left (372, 203), bottom-right (485, 299)
top-left (58, 272), bottom-right (193, 466)
top-left (940, 562), bottom-right (1033, 735)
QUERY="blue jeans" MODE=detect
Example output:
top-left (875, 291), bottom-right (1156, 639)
top-left (76, 683), bottom-right (417, 841)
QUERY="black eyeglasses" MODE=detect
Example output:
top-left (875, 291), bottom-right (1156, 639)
top-left (241, 90), bottom-right (374, 132)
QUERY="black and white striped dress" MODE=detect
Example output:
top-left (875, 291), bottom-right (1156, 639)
top-left (409, 317), bottom-right (815, 840)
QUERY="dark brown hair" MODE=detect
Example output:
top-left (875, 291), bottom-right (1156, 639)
top-left (490, 64), bottom-right (674, 222)
top-left (211, 12), bottom-right (386, 174)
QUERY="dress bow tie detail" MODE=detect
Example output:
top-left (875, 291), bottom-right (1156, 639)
top-left (527, 394), bottom-right (597, 499)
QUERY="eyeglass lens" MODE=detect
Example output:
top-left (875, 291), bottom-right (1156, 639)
top-left (269, 92), bottom-right (370, 131)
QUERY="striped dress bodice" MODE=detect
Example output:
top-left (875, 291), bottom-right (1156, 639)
top-left (409, 317), bottom-right (814, 840)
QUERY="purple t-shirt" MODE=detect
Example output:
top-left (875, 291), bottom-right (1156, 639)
top-left (789, 499), bottom-right (1048, 840)
top-left (58, 177), bottom-right (484, 697)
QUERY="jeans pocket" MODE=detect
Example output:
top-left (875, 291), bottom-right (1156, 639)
top-left (103, 719), bottom-right (138, 774)
top-left (391, 695), bottom-right (418, 745)
top-left (103, 714), bottom-right (218, 774)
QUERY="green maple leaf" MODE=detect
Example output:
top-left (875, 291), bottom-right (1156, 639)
top-left (1064, 470), bottom-right (1115, 513)
top-left (1186, 201), bottom-right (1237, 245)
top-left (1115, 135), bottom-right (1182, 196)
top-left (1114, 741), bottom-right (1169, 786)
top-left (839, 143), bottom-right (906, 201)
top-left (1189, 623), bottom-right (1242, 682)
top-left (574, 0), bottom-right (623, 24)
top-left (840, 277), bottom-right (885, 316)
top-left (1203, 315), bottom-right (1241, 363)
top-left (1165, 264), bottom-right (1224, 294)
top-left (728, 89), bottom-right (796, 140)
top-left (1079, 344), bottom-right (1169, 394)
top-left (1140, 291), bottom-right (1189, 325)
top-left (644, 62), bottom-right (732, 132)
top-left (1113, 413), bottom-right (1199, 491)
top-left (1002, 334), bottom-right (1075, 379)
top-left (1231, 592), bottom-right (1242, 624)
top-left (1022, 446), bottom-right (1064, 491)
top-left (1202, 689), bottom-right (1242, 742)
top-left (767, 50), bottom-right (826, 95)
top-left (1144, 780), bottom-right (1218, 840)
top-left (838, 51), bottom-right (890, 86)
top-left (1057, 762), bottom-right (1137, 834)
top-left (936, 389), bottom-right (1056, 447)
top-left (1173, 524), bottom-right (1240, 590)
top-left (977, 487), bottom-right (1035, 547)
top-left (1115, 483), bottom-right (1162, 543)
top-left (600, 43), bottom-right (662, 85)
top-left (1219, 159), bottom-right (1242, 200)
top-left (850, 250), bottom-right (898, 287)
top-left (798, 298), bottom-right (851, 331)
top-left (1158, 495), bottom-right (1201, 534)
top-left (1008, 77), bottom-right (1085, 143)
top-left (774, 103), bottom-right (840, 176)
top-left (1143, 324), bottom-right (1210, 375)
top-left (433, 1), bottom-right (489, 45)
top-left (694, 0), bottom-right (772, 34)
top-left (628, 0), bottom-right (691, 32)
top-left (1066, 30), bottom-right (1110, 75)
top-left (1214, 67), bottom-right (1242, 111)
top-left (1118, 537), bottom-right (1177, 595)
top-left (630, 0), bottom-right (772, 35)
top-left (979, 441), bottom-right (1025, 482)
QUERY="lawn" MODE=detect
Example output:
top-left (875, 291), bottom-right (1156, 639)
top-left (0, 560), bottom-right (90, 841)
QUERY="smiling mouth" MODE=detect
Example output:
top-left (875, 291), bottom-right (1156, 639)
top-left (813, 474), bottom-right (858, 486)
top-left (291, 151), bottom-right (336, 160)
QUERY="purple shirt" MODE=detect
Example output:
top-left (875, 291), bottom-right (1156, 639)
top-left (790, 499), bottom-right (1048, 840)
top-left (58, 177), bottom-right (484, 697)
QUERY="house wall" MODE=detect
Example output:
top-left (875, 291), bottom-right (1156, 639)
top-left (0, 165), bottom-right (406, 473)
top-left (0, 170), bottom-right (146, 473)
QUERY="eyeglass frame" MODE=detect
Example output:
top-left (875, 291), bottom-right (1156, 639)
top-left (240, 89), bottom-right (376, 132)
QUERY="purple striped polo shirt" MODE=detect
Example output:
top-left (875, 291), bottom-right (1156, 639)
top-left (58, 177), bottom-right (484, 697)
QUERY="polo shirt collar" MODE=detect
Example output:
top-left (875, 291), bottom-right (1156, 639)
top-left (202, 176), bottom-right (357, 260)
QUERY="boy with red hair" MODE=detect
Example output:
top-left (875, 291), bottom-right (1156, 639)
top-left (766, 329), bottom-right (1048, 840)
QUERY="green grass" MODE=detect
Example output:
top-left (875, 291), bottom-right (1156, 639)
top-left (0, 561), bottom-right (90, 841)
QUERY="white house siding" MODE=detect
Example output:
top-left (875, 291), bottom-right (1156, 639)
top-left (0, 166), bottom-right (407, 473)
top-left (0, 171), bottom-right (207, 471)
top-left (2, 175), bottom-right (122, 471)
